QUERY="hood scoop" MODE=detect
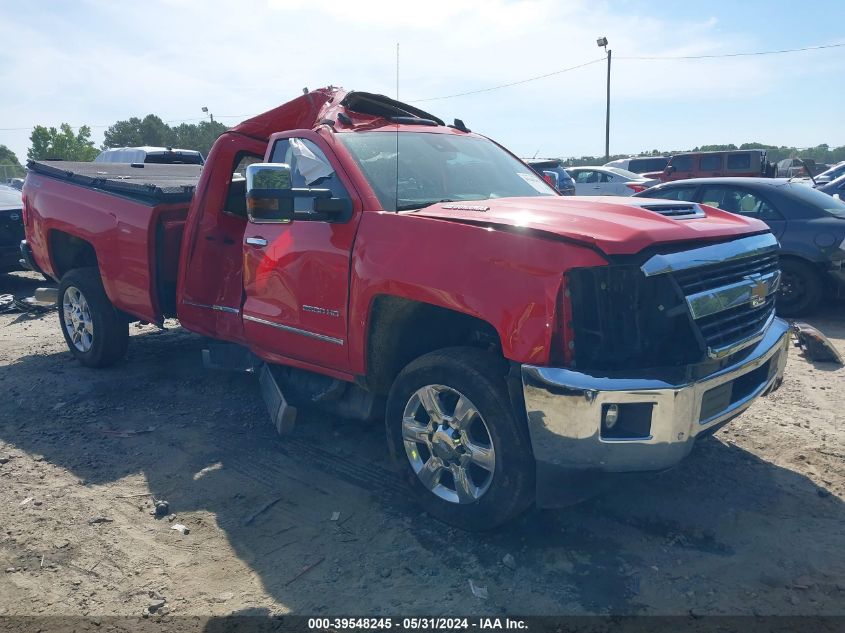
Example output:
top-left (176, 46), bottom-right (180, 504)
top-left (639, 203), bottom-right (706, 220)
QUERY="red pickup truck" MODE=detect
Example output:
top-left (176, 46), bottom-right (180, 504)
top-left (20, 88), bottom-right (789, 530)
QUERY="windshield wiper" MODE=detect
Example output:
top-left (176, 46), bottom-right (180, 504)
top-left (395, 199), bottom-right (454, 211)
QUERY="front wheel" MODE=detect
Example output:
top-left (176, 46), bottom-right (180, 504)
top-left (385, 347), bottom-right (535, 531)
top-left (58, 268), bottom-right (129, 368)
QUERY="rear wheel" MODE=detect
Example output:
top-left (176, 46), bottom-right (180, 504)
top-left (385, 347), bottom-right (534, 531)
top-left (777, 259), bottom-right (823, 317)
top-left (58, 268), bottom-right (128, 367)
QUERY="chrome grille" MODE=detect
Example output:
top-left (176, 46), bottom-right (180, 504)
top-left (641, 234), bottom-right (781, 359)
top-left (696, 294), bottom-right (776, 352)
top-left (673, 253), bottom-right (779, 294)
top-left (673, 252), bottom-right (779, 357)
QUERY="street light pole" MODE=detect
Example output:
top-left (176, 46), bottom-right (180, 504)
top-left (597, 36), bottom-right (611, 163)
top-left (201, 106), bottom-right (214, 124)
top-left (605, 48), bottom-right (611, 163)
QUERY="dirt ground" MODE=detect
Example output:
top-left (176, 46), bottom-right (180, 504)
top-left (1, 271), bottom-right (843, 619)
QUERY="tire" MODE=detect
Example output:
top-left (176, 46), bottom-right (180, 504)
top-left (385, 347), bottom-right (535, 531)
top-left (58, 268), bottom-right (129, 368)
top-left (777, 259), bottom-right (823, 317)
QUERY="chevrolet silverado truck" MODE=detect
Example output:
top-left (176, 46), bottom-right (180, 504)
top-left (20, 88), bottom-right (789, 530)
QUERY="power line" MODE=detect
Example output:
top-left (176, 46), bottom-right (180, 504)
top-left (2, 41), bottom-right (842, 130)
top-left (411, 57), bottom-right (607, 102)
top-left (411, 41), bottom-right (844, 102)
top-left (618, 41), bottom-right (844, 60)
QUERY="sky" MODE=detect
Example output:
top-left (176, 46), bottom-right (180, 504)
top-left (0, 0), bottom-right (843, 163)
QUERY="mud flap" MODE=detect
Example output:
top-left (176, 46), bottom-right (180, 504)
top-left (259, 364), bottom-right (298, 435)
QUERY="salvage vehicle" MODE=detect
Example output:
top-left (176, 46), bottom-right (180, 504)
top-left (525, 158), bottom-right (576, 195)
top-left (20, 88), bottom-right (790, 530)
top-left (636, 177), bottom-right (845, 316)
top-left (567, 166), bottom-right (657, 195)
top-left (0, 184), bottom-right (24, 272)
top-left (661, 150), bottom-right (772, 181)
top-left (95, 146), bottom-right (205, 165)
top-left (603, 156), bottom-right (669, 179)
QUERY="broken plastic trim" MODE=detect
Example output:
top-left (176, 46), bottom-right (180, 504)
top-left (340, 92), bottom-right (445, 126)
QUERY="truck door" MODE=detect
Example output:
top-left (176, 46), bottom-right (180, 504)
top-left (178, 135), bottom-right (265, 343)
top-left (241, 134), bottom-right (360, 372)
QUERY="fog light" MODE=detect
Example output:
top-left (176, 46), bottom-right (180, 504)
top-left (604, 404), bottom-right (620, 428)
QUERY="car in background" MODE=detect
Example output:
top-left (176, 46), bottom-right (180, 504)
top-left (95, 146), bottom-right (205, 165)
top-left (817, 173), bottom-right (845, 199)
top-left (603, 155), bottom-right (669, 178)
top-left (0, 184), bottom-right (24, 272)
top-left (567, 166), bottom-right (658, 196)
top-left (6, 178), bottom-right (24, 190)
top-left (635, 178), bottom-right (845, 316)
top-left (813, 161), bottom-right (845, 186)
top-left (661, 150), bottom-right (771, 182)
top-left (525, 158), bottom-right (576, 195)
top-left (775, 158), bottom-right (827, 178)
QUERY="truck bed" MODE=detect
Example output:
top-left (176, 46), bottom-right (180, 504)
top-left (24, 161), bottom-right (203, 323)
top-left (27, 161), bottom-right (201, 204)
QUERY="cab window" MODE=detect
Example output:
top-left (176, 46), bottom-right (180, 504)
top-left (269, 137), bottom-right (351, 216)
top-left (671, 156), bottom-right (694, 171)
top-left (727, 153), bottom-right (752, 170)
top-left (699, 154), bottom-right (722, 171)
top-left (223, 152), bottom-right (263, 218)
top-left (648, 186), bottom-right (697, 201)
top-left (574, 170), bottom-right (599, 184)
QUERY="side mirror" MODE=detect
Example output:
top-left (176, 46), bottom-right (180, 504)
top-left (665, 165), bottom-right (676, 174)
top-left (246, 163), bottom-right (294, 223)
top-left (542, 170), bottom-right (560, 190)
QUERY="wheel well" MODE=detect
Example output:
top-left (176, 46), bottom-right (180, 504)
top-left (49, 231), bottom-right (98, 279)
top-left (364, 295), bottom-right (502, 395)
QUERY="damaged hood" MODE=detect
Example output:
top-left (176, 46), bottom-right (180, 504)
top-left (413, 196), bottom-right (769, 256)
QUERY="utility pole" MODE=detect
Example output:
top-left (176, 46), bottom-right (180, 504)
top-left (201, 106), bottom-right (214, 124)
top-left (597, 37), bottom-right (611, 163)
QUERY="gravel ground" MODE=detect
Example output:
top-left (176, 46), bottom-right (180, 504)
top-left (1, 271), bottom-right (843, 621)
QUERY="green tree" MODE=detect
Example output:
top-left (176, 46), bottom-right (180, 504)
top-left (101, 115), bottom-right (228, 157)
top-left (27, 124), bottom-right (98, 161)
top-left (170, 120), bottom-right (228, 156)
top-left (102, 114), bottom-right (174, 149)
top-left (0, 144), bottom-right (24, 179)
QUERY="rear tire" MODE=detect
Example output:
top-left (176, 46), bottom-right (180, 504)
top-left (58, 268), bottom-right (128, 368)
top-left (385, 347), bottom-right (535, 531)
top-left (777, 259), bottom-right (823, 317)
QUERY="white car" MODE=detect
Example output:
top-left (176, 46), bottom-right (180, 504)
top-left (566, 166), bottom-right (658, 196)
top-left (95, 146), bottom-right (204, 165)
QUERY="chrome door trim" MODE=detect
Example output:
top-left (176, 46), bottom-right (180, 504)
top-left (245, 237), bottom-right (268, 247)
top-left (243, 314), bottom-right (344, 346)
top-left (183, 300), bottom-right (240, 315)
top-left (640, 233), bottom-right (779, 277)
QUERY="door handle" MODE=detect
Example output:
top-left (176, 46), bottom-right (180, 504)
top-left (245, 237), bottom-right (268, 247)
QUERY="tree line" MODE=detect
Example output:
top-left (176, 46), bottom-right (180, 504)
top-left (16, 114), bottom-right (229, 164)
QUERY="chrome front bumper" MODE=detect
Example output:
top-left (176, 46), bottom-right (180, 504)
top-left (521, 317), bottom-right (789, 474)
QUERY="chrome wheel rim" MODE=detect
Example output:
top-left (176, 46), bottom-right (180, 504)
top-left (402, 385), bottom-right (495, 504)
top-left (62, 286), bottom-right (94, 352)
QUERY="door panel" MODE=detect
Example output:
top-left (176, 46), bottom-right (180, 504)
top-left (241, 134), bottom-right (360, 371)
top-left (178, 136), bottom-right (265, 342)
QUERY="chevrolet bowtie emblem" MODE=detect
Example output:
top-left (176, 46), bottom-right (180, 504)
top-left (747, 276), bottom-right (768, 308)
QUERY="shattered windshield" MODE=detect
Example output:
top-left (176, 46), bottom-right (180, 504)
top-left (337, 131), bottom-right (557, 211)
